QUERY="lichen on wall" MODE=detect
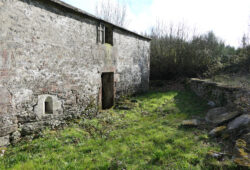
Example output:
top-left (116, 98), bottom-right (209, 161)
top-left (0, 0), bottom-right (150, 146)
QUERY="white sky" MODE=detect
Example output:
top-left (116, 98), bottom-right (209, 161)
top-left (62, 0), bottom-right (250, 47)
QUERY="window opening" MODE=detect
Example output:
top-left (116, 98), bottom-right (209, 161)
top-left (44, 96), bottom-right (53, 114)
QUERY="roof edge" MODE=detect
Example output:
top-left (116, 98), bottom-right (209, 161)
top-left (46, 0), bottom-right (151, 41)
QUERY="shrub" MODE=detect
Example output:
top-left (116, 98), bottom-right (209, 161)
top-left (149, 23), bottom-right (245, 80)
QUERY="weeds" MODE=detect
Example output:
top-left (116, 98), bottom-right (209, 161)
top-left (0, 90), bottom-right (238, 169)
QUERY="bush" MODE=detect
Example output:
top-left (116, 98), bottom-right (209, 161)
top-left (149, 23), bottom-right (242, 80)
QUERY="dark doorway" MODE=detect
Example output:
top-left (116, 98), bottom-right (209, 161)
top-left (102, 72), bottom-right (114, 109)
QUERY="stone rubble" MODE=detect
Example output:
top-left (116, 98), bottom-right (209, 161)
top-left (209, 126), bottom-right (227, 137)
top-left (205, 107), bottom-right (240, 124)
top-left (189, 78), bottom-right (250, 167)
top-left (181, 119), bottom-right (201, 127)
top-left (0, 148), bottom-right (6, 157)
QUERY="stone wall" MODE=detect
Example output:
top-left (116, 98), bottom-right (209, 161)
top-left (189, 78), bottom-right (250, 113)
top-left (189, 79), bottom-right (250, 167)
top-left (0, 0), bottom-right (150, 146)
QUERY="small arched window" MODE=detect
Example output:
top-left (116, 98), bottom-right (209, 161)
top-left (44, 96), bottom-right (53, 114)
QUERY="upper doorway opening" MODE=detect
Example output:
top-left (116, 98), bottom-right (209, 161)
top-left (97, 23), bottom-right (113, 46)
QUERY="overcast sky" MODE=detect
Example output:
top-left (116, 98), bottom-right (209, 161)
top-left (62, 0), bottom-right (250, 47)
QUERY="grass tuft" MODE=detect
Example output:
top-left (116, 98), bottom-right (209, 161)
top-left (0, 90), bottom-right (238, 169)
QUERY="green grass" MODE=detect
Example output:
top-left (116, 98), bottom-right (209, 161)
top-left (0, 90), bottom-right (238, 170)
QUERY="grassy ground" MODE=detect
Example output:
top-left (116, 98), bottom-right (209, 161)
top-left (0, 90), bottom-right (238, 170)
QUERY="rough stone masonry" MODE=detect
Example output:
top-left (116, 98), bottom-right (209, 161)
top-left (0, 0), bottom-right (151, 146)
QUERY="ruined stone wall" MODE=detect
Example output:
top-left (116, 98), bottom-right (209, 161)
top-left (189, 78), bottom-right (250, 113)
top-left (0, 0), bottom-right (150, 146)
top-left (188, 79), bottom-right (250, 166)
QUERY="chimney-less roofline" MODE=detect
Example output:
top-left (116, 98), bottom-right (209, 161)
top-left (43, 0), bottom-right (151, 41)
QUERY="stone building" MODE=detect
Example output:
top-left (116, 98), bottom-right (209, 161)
top-left (0, 0), bottom-right (150, 146)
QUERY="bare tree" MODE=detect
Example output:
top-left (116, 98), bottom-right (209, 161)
top-left (241, 34), bottom-right (248, 48)
top-left (95, 0), bottom-right (128, 27)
